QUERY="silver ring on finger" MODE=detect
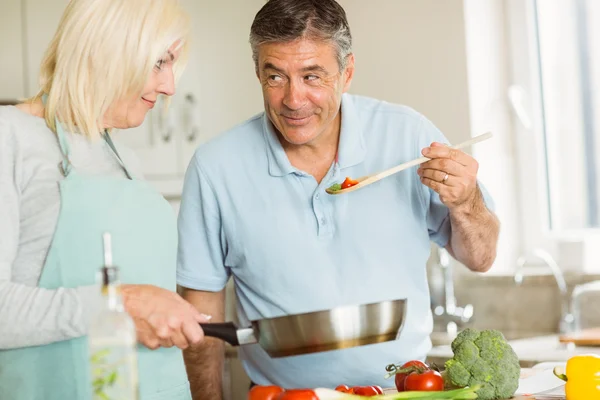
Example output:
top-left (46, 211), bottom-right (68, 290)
top-left (442, 172), bottom-right (449, 184)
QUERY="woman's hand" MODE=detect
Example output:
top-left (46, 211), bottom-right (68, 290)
top-left (120, 284), bottom-right (211, 350)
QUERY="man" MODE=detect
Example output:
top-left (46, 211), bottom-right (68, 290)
top-left (176, 0), bottom-right (499, 398)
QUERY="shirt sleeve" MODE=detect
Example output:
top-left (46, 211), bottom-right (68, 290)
top-left (415, 116), bottom-right (495, 248)
top-left (0, 114), bottom-right (103, 349)
top-left (176, 152), bottom-right (230, 291)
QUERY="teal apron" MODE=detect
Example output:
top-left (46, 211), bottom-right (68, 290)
top-left (0, 118), bottom-right (191, 400)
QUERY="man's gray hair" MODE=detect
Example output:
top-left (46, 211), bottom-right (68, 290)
top-left (249, 0), bottom-right (353, 72)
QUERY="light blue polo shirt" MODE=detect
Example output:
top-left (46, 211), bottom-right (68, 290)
top-left (177, 93), bottom-right (493, 389)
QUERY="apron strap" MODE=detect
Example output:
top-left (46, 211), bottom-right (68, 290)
top-left (102, 131), bottom-right (134, 180)
top-left (55, 122), bottom-right (73, 176)
top-left (41, 94), bottom-right (73, 176)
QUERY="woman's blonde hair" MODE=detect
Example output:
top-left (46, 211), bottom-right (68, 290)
top-left (32, 0), bottom-right (190, 137)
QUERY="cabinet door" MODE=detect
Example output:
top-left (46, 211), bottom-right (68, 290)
top-left (0, 0), bottom-right (25, 100)
top-left (177, 0), bottom-right (266, 171)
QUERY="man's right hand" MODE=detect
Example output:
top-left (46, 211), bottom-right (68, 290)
top-left (120, 284), bottom-right (211, 350)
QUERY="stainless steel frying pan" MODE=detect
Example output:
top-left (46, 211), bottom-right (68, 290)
top-left (199, 298), bottom-right (407, 358)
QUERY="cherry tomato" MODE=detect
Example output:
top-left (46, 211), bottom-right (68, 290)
top-left (394, 360), bottom-right (429, 392)
top-left (335, 385), bottom-right (353, 393)
top-left (352, 386), bottom-right (379, 396)
top-left (341, 177), bottom-right (359, 189)
top-left (404, 369), bottom-right (444, 392)
top-left (248, 385), bottom-right (285, 400)
top-left (275, 389), bottom-right (319, 400)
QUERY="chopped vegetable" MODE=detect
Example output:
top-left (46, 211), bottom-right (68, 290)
top-left (443, 328), bottom-right (520, 400)
top-left (553, 354), bottom-right (600, 400)
top-left (341, 177), bottom-right (359, 189)
top-left (327, 177), bottom-right (359, 192)
top-left (327, 183), bottom-right (342, 192)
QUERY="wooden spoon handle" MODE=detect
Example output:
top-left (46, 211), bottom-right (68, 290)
top-left (367, 131), bottom-right (492, 183)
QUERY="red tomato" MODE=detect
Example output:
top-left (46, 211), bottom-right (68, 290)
top-left (372, 386), bottom-right (384, 395)
top-left (275, 389), bottom-right (319, 400)
top-left (404, 370), bottom-right (444, 392)
top-left (352, 386), bottom-right (379, 396)
top-left (335, 385), bottom-right (353, 393)
top-left (341, 177), bottom-right (359, 189)
top-left (248, 385), bottom-right (285, 400)
top-left (393, 360), bottom-right (429, 392)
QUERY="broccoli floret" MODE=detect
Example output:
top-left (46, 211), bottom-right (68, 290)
top-left (444, 359), bottom-right (470, 387)
top-left (443, 328), bottom-right (521, 400)
top-left (453, 340), bottom-right (479, 369)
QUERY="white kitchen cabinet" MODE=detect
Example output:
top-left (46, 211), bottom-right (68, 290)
top-left (0, 0), bottom-right (26, 100)
top-left (177, 0), bottom-right (265, 167)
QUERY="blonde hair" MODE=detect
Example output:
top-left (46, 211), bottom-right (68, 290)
top-left (31, 0), bottom-right (190, 137)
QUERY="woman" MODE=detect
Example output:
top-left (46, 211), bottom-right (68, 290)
top-left (0, 0), bottom-right (208, 399)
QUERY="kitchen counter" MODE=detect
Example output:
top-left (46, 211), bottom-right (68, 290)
top-left (427, 334), bottom-right (600, 367)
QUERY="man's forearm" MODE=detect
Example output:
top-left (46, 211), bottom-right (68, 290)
top-left (447, 186), bottom-right (499, 272)
top-left (180, 287), bottom-right (226, 400)
top-left (184, 339), bottom-right (224, 400)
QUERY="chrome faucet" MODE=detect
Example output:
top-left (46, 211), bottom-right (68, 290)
top-left (514, 248), bottom-right (575, 334)
top-left (432, 247), bottom-right (474, 334)
top-left (570, 280), bottom-right (600, 332)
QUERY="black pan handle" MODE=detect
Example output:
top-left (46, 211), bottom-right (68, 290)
top-left (200, 322), bottom-right (240, 346)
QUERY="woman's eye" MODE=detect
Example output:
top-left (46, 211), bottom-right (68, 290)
top-left (154, 59), bottom-right (165, 70)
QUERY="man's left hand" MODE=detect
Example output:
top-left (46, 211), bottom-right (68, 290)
top-left (417, 141), bottom-right (479, 211)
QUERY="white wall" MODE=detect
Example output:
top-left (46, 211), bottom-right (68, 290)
top-left (341, 0), bottom-right (472, 145)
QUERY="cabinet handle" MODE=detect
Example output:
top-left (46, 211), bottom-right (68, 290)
top-left (184, 93), bottom-right (200, 142)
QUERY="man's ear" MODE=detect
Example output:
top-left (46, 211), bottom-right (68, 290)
top-left (342, 53), bottom-right (355, 93)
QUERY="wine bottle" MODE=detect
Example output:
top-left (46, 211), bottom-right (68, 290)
top-left (88, 233), bottom-right (139, 400)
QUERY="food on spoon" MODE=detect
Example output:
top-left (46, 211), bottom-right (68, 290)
top-left (442, 328), bottom-right (520, 400)
top-left (341, 177), bottom-right (359, 189)
top-left (327, 183), bottom-right (342, 192)
top-left (327, 177), bottom-right (359, 192)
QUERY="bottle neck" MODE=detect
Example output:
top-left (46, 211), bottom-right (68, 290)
top-left (102, 284), bottom-right (124, 311)
top-left (99, 266), bottom-right (124, 311)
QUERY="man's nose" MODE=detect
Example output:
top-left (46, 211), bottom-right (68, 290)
top-left (282, 79), bottom-right (306, 110)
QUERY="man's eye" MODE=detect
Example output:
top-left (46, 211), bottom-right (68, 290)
top-left (306, 75), bottom-right (319, 81)
top-left (268, 75), bottom-right (282, 81)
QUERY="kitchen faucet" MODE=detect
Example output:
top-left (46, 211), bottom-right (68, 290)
top-left (570, 280), bottom-right (600, 332)
top-left (432, 247), bottom-right (474, 334)
top-left (514, 248), bottom-right (575, 334)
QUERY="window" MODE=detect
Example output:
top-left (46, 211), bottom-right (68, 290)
top-left (508, 0), bottom-right (600, 232)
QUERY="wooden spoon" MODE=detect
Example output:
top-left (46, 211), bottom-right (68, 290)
top-left (325, 131), bottom-right (493, 195)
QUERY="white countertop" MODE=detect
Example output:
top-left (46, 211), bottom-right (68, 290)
top-left (427, 334), bottom-right (600, 366)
